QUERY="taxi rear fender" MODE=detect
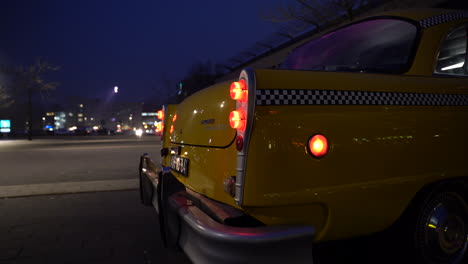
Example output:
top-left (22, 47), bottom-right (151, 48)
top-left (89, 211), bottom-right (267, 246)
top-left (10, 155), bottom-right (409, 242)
top-left (238, 68), bottom-right (468, 240)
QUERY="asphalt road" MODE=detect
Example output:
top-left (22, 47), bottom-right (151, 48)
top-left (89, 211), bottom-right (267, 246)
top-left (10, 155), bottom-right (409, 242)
top-left (0, 190), bottom-right (191, 264)
top-left (0, 137), bottom-right (193, 264)
top-left (0, 136), bottom-right (161, 187)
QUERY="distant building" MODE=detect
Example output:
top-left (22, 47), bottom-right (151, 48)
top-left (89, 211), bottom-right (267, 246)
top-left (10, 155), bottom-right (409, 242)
top-left (42, 97), bottom-right (143, 134)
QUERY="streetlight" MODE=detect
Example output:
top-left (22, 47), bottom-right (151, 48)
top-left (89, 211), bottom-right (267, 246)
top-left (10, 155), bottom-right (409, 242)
top-left (111, 86), bottom-right (119, 133)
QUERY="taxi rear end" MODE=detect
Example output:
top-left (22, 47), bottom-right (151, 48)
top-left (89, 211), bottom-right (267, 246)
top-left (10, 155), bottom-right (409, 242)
top-left (140, 8), bottom-right (468, 264)
top-left (140, 81), bottom-right (315, 264)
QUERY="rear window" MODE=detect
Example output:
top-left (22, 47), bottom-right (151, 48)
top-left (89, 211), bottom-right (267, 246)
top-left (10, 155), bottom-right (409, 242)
top-left (281, 19), bottom-right (418, 74)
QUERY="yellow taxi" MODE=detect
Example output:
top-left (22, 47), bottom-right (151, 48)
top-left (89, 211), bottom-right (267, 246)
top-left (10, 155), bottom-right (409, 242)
top-left (140, 8), bottom-right (468, 264)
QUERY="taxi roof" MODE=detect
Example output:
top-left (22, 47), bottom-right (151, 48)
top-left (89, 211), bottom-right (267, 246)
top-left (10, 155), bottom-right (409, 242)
top-left (369, 8), bottom-right (462, 22)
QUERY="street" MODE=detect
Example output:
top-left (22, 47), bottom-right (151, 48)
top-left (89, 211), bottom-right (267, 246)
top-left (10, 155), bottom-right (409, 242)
top-left (0, 136), bottom-right (190, 264)
top-left (0, 191), bottom-right (190, 264)
top-left (0, 137), bottom-right (407, 264)
top-left (0, 137), bottom-right (160, 187)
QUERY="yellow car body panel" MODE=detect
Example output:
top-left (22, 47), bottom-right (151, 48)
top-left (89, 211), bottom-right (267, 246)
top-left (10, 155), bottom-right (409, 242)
top-left (244, 71), bottom-right (468, 240)
top-left (167, 81), bottom-right (240, 207)
top-left (168, 81), bottom-right (236, 147)
top-left (164, 11), bottom-right (468, 242)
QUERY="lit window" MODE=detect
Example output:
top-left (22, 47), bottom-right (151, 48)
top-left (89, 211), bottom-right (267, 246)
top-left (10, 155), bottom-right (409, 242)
top-left (435, 26), bottom-right (467, 76)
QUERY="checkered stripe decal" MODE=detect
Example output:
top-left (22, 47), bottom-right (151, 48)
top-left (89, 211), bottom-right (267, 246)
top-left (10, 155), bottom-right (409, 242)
top-left (255, 89), bottom-right (468, 106)
top-left (419, 11), bottom-right (468, 28)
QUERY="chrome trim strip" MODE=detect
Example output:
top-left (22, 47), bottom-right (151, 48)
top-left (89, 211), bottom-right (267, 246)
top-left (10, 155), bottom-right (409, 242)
top-left (235, 68), bottom-right (256, 205)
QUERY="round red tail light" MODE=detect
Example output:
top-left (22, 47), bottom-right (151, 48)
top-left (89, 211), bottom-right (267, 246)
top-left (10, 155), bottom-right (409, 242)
top-left (229, 109), bottom-right (246, 131)
top-left (157, 110), bottom-right (164, 120)
top-left (230, 79), bottom-right (247, 102)
top-left (307, 134), bottom-right (329, 158)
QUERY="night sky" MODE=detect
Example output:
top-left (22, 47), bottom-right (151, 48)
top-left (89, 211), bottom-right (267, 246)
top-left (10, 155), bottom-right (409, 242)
top-left (0, 0), bottom-right (280, 102)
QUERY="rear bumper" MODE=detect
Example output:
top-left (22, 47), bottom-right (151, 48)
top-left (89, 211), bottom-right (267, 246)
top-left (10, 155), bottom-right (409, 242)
top-left (166, 190), bottom-right (315, 264)
top-left (154, 170), bottom-right (315, 264)
top-left (139, 154), bottom-right (315, 263)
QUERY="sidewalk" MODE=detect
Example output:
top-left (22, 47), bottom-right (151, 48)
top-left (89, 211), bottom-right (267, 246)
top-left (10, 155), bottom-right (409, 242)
top-left (0, 136), bottom-right (158, 150)
top-left (0, 190), bottom-right (190, 264)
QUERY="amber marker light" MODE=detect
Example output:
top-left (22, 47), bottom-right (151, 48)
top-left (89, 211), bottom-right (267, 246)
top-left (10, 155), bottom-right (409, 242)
top-left (172, 114), bottom-right (177, 122)
top-left (155, 123), bottom-right (162, 133)
top-left (170, 125), bottom-right (174, 134)
top-left (157, 110), bottom-right (164, 120)
top-left (229, 109), bottom-right (246, 131)
top-left (230, 79), bottom-right (247, 102)
top-left (307, 134), bottom-right (329, 158)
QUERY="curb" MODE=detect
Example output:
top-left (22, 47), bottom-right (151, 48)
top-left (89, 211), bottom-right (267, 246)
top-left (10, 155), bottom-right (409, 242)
top-left (0, 179), bottom-right (139, 199)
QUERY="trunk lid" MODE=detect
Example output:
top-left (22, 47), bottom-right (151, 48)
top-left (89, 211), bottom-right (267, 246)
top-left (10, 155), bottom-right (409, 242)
top-left (167, 81), bottom-right (239, 207)
top-left (169, 81), bottom-right (236, 147)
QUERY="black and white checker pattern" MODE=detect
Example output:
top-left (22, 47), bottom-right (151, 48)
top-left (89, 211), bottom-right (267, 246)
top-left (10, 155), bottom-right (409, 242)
top-left (255, 89), bottom-right (468, 106)
top-left (419, 11), bottom-right (468, 28)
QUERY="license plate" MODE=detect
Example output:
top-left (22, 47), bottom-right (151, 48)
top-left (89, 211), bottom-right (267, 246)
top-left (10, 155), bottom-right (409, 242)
top-left (170, 155), bottom-right (189, 176)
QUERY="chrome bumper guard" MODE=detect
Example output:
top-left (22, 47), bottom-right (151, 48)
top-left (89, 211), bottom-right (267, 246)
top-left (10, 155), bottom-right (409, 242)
top-left (166, 190), bottom-right (315, 264)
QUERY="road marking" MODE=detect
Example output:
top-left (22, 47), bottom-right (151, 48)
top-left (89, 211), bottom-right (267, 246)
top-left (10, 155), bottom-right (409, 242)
top-left (0, 179), bottom-right (139, 198)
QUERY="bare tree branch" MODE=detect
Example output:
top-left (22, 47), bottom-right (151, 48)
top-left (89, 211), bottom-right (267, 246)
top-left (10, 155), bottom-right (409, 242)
top-left (0, 57), bottom-right (60, 139)
top-left (263, 0), bottom-right (371, 28)
top-left (0, 84), bottom-right (14, 108)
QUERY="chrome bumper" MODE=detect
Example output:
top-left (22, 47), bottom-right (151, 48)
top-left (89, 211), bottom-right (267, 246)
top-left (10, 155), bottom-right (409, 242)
top-left (163, 180), bottom-right (315, 264)
top-left (139, 154), bottom-right (315, 264)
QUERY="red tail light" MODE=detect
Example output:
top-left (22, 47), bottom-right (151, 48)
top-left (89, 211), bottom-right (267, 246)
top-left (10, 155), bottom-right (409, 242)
top-left (230, 79), bottom-right (247, 102)
top-left (229, 109), bottom-right (246, 131)
top-left (228, 69), bottom-right (255, 205)
top-left (170, 125), bottom-right (174, 134)
top-left (172, 114), bottom-right (177, 122)
top-left (157, 110), bottom-right (164, 120)
top-left (235, 136), bottom-right (244, 151)
top-left (307, 134), bottom-right (329, 158)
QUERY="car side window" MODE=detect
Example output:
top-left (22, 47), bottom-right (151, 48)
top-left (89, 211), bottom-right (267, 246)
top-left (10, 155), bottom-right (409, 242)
top-left (434, 25), bottom-right (467, 76)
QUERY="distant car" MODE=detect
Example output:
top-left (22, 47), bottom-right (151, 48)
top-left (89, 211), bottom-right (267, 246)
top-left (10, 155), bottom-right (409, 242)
top-left (73, 127), bottom-right (90, 135)
top-left (140, 9), bottom-right (468, 264)
top-left (54, 128), bottom-right (72, 135)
